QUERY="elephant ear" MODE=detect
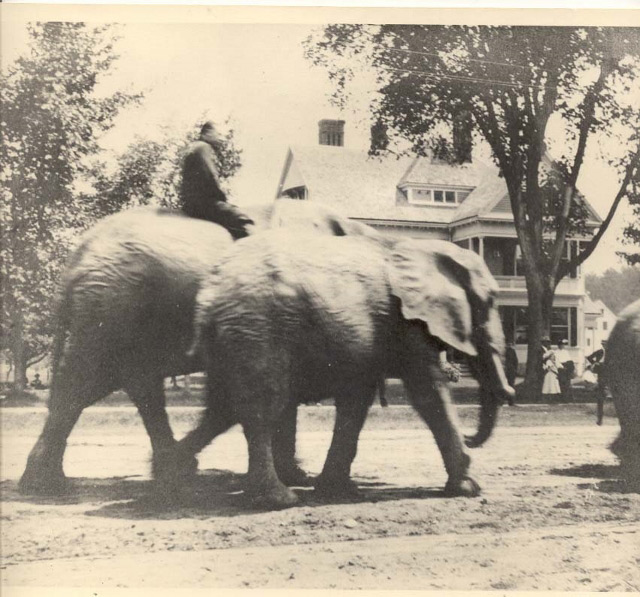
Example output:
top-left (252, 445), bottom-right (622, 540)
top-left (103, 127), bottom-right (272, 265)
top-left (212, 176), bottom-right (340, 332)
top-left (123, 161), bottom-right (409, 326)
top-left (387, 239), bottom-right (501, 357)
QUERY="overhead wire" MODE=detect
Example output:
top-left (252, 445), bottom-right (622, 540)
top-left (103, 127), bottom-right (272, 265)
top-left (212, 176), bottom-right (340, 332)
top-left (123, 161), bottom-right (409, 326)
top-left (380, 64), bottom-right (550, 92)
top-left (383, 46), bottom-right (534, 71)
top-left (375, 45), bottom-right (591, 94)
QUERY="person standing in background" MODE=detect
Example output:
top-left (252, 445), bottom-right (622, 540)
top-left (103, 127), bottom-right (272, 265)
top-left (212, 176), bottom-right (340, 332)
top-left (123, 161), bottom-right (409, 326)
top-left (504, 341), bottom-right (518, 406)
top-left (587, 340), bottom-right (608, 425)
top-left (556, 339), bottom-right (574, 402)
top-left (542, 337), bottom-right (561, 401)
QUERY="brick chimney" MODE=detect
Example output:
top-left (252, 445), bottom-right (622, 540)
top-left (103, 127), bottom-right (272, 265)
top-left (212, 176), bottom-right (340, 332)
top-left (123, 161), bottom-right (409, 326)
top-left (318, 119), bottom-right (345, 147)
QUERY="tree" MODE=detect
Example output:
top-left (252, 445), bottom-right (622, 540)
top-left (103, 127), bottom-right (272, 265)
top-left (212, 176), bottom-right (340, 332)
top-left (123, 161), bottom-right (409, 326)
top-left (619, 193), bottom-right (640, 265)
top-left (1, 23), bottom-right (142, 390)
top-left (306, 25), bottom-right (640, 394)
top-left (86, 118), bottom-right (242, 217)
top-left (585, 267), bottom-right (640, 314)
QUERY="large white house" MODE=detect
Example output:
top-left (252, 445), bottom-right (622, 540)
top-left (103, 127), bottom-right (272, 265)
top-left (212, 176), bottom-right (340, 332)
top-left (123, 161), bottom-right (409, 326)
top-left (275, 120), bottom-right (604, 372)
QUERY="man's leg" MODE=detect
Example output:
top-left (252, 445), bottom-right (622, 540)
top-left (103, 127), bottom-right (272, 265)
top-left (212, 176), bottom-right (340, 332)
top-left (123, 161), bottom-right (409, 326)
top-left (214, 202), bottom-right (255, 239)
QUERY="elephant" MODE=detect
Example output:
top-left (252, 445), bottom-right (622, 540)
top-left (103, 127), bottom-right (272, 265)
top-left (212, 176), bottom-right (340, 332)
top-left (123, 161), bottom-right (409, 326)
top-left (604, 298), bottom-right (640, 489)
top-left (173, 230), bottom-right (514, 509)
top-left (19, 201), bottom-right (369, 495)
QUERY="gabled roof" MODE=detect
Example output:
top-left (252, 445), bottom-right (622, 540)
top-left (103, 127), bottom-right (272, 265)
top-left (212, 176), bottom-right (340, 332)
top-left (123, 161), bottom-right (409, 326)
top-left (399, 156), bottom-right (483, 189)
top-left (584, 295), bottom-right (602, 315)
top-left (277, 144), bottom-right (603, 228)
top-left (584, 296), bottom-right (616, 317)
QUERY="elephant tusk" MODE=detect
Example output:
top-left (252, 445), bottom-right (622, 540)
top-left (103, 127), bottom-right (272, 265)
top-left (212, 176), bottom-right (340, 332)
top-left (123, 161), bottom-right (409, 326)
top-left (491, 351), bottom-right (516, 401)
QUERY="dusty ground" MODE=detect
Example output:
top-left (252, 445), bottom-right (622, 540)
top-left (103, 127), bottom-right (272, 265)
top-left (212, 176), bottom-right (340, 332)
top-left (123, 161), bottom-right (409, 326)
top-left (1, 402), bottom-right (639, 592)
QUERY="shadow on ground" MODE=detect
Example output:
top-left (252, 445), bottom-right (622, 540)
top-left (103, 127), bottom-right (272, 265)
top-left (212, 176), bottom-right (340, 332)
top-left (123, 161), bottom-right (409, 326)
top-left (1, 469), bottom-right (445, 520)
top-left (549, 463), bottom-right (638, 494)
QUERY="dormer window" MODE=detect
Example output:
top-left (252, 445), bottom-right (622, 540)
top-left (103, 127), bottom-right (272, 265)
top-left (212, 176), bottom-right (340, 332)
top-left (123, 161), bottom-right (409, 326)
top-left (281, 186), bottom-right (307, 200)
top-left (405, 186), bottom-right (472, 206)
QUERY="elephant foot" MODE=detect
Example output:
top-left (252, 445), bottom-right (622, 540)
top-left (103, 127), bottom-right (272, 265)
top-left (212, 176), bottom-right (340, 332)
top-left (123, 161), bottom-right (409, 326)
top-left (152, 448), bottom-right (198, 495)
top-left (314, 474), bottom-right (361, 500)
top-left (443, 476), bottom-right (481, 497)
top-left (19, 466), bottom-right (71, 496)
top-left (464, 434), bottom-right (483, 449)
top-left (247, 483), bottom-right (299, 510)
top-left (276, 462), bottom-right (314, 487)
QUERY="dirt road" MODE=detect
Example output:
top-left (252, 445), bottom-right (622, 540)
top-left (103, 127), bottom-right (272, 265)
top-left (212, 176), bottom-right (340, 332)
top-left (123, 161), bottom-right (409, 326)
top-left (2, 404), bottom-right (639, 591)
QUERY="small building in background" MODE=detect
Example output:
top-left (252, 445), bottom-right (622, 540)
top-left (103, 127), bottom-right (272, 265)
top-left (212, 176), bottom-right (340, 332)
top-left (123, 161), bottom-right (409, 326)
top-left (583, 296), bottom-right (618, 357)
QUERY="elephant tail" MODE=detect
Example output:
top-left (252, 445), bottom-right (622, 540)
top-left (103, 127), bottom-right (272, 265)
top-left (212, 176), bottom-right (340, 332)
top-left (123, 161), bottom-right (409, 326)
top-left (186, 277), bottom-right (221, 361)
top-left (48, 285), bottom-right (73, 399)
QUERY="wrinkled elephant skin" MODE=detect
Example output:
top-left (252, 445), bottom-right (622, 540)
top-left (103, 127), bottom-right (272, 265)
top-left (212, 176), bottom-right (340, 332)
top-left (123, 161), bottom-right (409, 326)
top-left (182, 231), bottom-right (512, 509)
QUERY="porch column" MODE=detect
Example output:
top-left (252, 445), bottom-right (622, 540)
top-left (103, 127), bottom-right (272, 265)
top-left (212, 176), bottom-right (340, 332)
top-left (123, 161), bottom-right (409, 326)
top-left (577, 297), bottom-right (585, 376)
top-left (479, 236), bottom-right (484, 259)
top-left (468, 238), bottom-right (473, 250)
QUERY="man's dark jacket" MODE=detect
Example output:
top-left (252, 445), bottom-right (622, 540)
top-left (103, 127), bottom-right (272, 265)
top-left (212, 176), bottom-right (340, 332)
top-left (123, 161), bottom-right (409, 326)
top-left (180, 128), bottom-right (253, 238)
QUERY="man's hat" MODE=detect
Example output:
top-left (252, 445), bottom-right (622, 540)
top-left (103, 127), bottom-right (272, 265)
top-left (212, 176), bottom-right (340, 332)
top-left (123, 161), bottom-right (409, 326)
top-left (560, 339), bottom-right (568, 345)
top-left (542, 336), bottom-right (551, 343)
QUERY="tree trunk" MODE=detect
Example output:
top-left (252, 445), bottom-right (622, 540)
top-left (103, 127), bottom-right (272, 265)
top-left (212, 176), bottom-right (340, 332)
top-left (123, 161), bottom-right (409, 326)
top-left (11, 313), bottom-right (27, 391)
top-left (522, 272), bottom-right (553, 401)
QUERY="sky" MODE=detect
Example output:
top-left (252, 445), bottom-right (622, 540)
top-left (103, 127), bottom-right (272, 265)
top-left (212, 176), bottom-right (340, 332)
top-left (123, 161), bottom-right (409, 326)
top-left (3, 14), bottom-right (638, 274)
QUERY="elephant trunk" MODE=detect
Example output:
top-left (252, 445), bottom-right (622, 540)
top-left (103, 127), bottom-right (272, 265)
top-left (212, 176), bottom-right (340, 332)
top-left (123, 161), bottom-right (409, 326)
top-left (465, 351), bottom-right (515, 448)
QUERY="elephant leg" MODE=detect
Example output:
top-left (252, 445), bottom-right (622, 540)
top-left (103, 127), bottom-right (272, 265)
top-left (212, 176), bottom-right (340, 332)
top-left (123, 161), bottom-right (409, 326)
top-left (315, 383), bottom-right (376, 498)
top-left (244, 425), bottom-right (298, 509)
top-left (272, 401), bottom-right (313, 487)
top-left (123, 373), bottom-right (189, 483)
top-left (169, 382), bottom-right (237, 481)
top-left (20, 369), bottom-right (114, 495)
top-left (401, 329), bottom-right (480, 497)
top-left (596, 385), bottom-right (605, 426)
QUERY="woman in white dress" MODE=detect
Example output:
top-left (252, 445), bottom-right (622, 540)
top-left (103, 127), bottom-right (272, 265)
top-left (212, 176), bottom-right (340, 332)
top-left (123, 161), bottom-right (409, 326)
top-left (542, 338), bottom-right (561, 399)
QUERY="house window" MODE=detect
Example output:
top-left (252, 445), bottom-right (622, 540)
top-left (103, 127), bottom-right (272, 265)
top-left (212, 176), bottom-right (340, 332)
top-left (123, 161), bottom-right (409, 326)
top-left (514, 307), bottom-right (529, 345)
top-left (406, 187), bottom-right (472, 206)
top-left (560, 240), bottom-right (579, 279)
top-left (282, 186), bottom-right (307, 200)
top-left (603, 321), bottom-right (608, 331)
top-left (550, 309), bottom-right (569, 346)
top-left (515, 245), bottom-right (526, 276)
top-left (411, 189), bottom-right (433, 203)
top-left (499, 306), bottom-right (578, 346)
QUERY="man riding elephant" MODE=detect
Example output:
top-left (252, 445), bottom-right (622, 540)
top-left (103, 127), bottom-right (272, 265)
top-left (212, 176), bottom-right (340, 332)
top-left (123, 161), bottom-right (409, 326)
top-left (180, 120), bottom-right (254, 239)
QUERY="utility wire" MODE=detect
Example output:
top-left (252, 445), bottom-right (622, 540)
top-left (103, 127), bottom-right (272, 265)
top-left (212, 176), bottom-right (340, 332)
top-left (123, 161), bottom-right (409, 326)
top-left (383, 46), bottom-right (534, 71)
top-left (382, 65), bottom-right (552, 92)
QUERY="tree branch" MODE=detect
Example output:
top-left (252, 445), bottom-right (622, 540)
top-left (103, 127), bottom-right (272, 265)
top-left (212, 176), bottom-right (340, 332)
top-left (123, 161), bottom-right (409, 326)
top-left (551, 51), bottom-right (618, 276)
top-left (558, 142), bottom-right (640, 280)
top-left (26, 352), bottom-right (49, 368)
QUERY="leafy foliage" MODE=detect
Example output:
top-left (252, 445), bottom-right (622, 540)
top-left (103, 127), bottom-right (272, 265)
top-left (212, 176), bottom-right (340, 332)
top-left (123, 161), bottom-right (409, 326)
top-left (585, 267), bottom-right (640, 313)
top-left (1, 22), bottom-right (142, 385)
top-left (618, 163), bottom-right (640, 265)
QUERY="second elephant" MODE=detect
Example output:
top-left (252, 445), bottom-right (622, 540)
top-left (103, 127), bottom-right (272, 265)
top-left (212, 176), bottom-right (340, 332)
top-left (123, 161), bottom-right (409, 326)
top-left (178, 230), bottom-right (514, 509)
top-left (605, 298), bottom-right (640, 489)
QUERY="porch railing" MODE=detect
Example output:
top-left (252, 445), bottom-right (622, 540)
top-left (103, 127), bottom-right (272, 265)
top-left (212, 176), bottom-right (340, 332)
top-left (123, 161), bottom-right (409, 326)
top-left (493, 276), bottom-right (584, 295)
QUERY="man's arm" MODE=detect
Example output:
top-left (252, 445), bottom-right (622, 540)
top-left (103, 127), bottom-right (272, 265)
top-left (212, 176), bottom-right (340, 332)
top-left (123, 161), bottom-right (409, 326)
top-left (586, 348), bottom-right (604, 364)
